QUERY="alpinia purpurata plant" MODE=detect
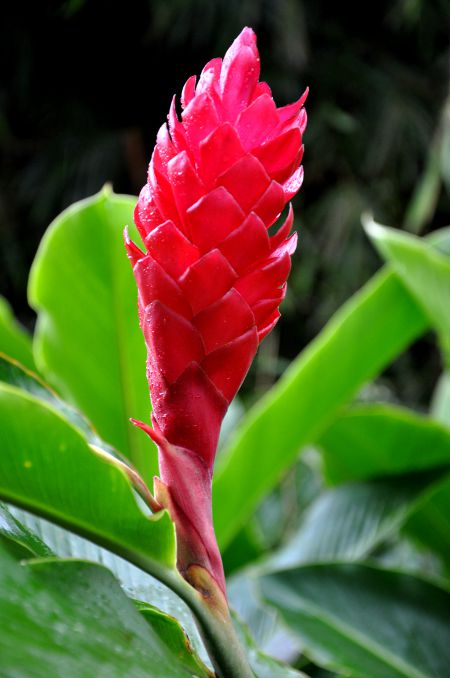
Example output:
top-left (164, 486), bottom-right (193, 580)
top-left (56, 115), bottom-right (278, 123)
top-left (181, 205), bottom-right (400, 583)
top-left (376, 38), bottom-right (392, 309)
top-left (2, 31), bottom-right (450, 678)
top-left (125, 27), bottom-right (307, 598)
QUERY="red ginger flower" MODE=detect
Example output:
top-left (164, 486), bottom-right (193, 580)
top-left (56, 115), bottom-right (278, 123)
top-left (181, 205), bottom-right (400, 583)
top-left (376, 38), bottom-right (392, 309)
top-left (126, 27), bottom-right (307, 598)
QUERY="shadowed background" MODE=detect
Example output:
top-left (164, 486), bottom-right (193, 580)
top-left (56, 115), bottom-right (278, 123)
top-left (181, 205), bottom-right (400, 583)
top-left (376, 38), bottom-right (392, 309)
top-left (1, 0), bottom-right (449, 407)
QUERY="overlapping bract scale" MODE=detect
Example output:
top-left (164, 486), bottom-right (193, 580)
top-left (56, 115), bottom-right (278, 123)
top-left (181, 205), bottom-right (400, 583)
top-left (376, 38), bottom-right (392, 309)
top-left (129, 28), bottom-right (306, 454)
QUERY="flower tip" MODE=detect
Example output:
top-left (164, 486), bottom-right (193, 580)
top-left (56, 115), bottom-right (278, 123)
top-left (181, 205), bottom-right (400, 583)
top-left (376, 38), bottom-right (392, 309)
top-left (223, 27), bottom-right (259, 70)
top-left (233, 26), bottom-right (259, 61)
top-left (238, 26), bottom-right (257, 46)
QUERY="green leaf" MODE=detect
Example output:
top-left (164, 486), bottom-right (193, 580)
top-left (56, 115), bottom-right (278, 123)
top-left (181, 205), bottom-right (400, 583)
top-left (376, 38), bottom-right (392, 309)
top-left (0, 353), bottom-right (102, 440)
top-left (7, 506), bottom-right (211, 667)
top-left (0, 297), bottom-right (36, 371)
top-left (365, 218), bottom-right (450, 365)
top-left (1, 509), bottom-right (290, 678)
top-left (318, 403), bottom-right (450, 484)
top-left (0, 353), bottom-right (132, 465)
top-left (0, 354), bottom-right (158, 512)
top-left (268, 472), bottom-right (441, 571)
top-left (431, 371), bottom-right (450, 428)
top-left (213, 268), bottom-right (429, 548)
top-left (0, 386), bottom-right (258, 673)
top-left (9, 507), bottom-right (306, 674)
top-left (0, 502), bottom-right (51, 558)
top-left (405, 473), bottom-right (450, 568)
top-left (28, 187), bottom-right (153, 481)
top-left (137, 603), bottom-right (213, 676)
top-left (235, 471), bottom-right (447, 658)
top-left (0, 382), bottom-right (176, 577)
top-left (260, 564), bottom-right (450, 678)
top-left (0, 544), bottom-right (200, 678)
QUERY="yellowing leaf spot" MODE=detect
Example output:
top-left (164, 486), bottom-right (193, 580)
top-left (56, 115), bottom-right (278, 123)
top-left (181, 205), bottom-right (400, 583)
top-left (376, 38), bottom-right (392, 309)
top-left (23, 461), bottom-right (32, 469)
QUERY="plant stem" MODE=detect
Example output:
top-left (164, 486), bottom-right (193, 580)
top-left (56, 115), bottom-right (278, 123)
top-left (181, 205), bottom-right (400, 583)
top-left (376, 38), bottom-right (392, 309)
top-left (192, 603), bottom-right (254, 678)
top-left (174, 566), bottom-right (254, 678)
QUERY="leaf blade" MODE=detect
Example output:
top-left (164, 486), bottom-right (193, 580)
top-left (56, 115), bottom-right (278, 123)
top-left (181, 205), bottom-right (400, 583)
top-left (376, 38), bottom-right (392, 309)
top-left (0, 382), bottom-right (176, 575)
top-left (318, 403), bottom-right (450, 484)
top-left (0, 545), bottom-right (197, 678)
top-left (365, 219), bottom-right (450, 365)
top-left (267, 472), bottom-right (444, 571)
top-left (260, 564), bottom-right (450, 678)
top-left (28, 187), bottom-right (153, 480)
top-left (0, 297), bottom-right (36, 371)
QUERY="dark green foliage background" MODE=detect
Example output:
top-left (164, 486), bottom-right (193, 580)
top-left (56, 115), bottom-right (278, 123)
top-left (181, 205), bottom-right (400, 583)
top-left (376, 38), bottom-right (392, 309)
top-left (1, 0), bottom-right (449, 405)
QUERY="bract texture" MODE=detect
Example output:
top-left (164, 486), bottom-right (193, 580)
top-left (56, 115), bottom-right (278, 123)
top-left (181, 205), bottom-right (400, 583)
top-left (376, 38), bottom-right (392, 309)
top-left (126, 27), bottom-right (307, 595)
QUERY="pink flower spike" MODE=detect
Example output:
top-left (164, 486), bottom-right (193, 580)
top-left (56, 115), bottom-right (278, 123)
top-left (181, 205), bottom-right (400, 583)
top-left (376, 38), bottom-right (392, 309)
top-left (126, 27), bottom-right (307, 598)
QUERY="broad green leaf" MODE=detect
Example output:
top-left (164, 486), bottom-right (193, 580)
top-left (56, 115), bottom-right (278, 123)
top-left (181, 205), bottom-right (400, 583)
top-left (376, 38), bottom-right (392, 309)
top-left (0, 355), bottom-right (157, 513)
top-left (213, 268), bottom-right (429, 548)
top-left (318, 403), bottom-right (450, 484)
top-left (28, 187), bottom-right (153, 481)
top-left (431, 371), bottom-right (450, 428)
top-left (0, 383), bottom-right (176, 578)
top-left (0, 297), bottom-right (35, 371)
top-left (365, 218), bottom-right (450, 364)
top-left (260, 564), bottom-right (450, 678)
top-left (7, 506), bottom-right (210, 667)
top-left (9, 506), bottom-right (302, 676)
top-left (137, 603), bottom-right (212, 676)
top-left (229, 471), bottom-right (445, 659)
top-left (0, 353), bottom-right (106, 443)
top-left (405, 472), bottom-right (450, 568)
top-left (0, 545), bottom-right (199, 678)
top-left (267, 472), bottom-right (441, 571)
top-left (0, 353), bottom-right (132, 466)
top-left (10, 506), bottom-right (310, 674)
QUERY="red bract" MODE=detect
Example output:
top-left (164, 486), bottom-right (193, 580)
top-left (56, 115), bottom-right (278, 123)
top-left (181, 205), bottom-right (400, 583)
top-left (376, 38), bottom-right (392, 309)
top-left (126, 27), bottom-right (307, 597)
